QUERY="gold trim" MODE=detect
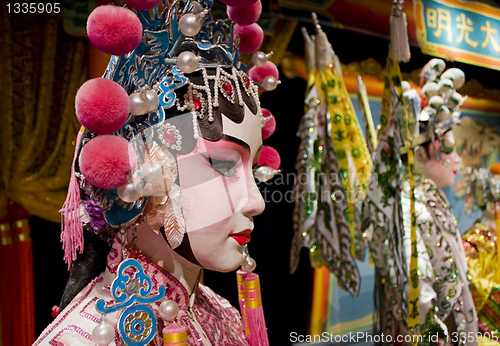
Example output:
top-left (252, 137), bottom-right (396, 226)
top-left (0, 223), bottom-right (13, 245)
top-left (163, 331), bottom-right (187, 343)
top-left (15, 232), bottom-right (30, 242)
top-left (13, 219), bottom-right (29, 228)
top-left (245, 297), bottom-right (263, 309)
top-left (1, 237), bottom-right (13, 246)
top-left (432, 0), bottom-right (500, 21)
top-left (243, 279), bottom-right (260, 289)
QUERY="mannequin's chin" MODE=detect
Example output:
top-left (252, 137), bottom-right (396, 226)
top-left (194, 251), bottom-right (244, 273)
top-left (198, 261), bottom-right (241, 273)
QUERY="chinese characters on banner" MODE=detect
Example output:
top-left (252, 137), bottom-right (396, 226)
top-left (415, 0), bottom-right (500, 70)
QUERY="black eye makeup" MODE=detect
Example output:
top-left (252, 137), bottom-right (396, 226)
top-left (209, 158), bottom-right (241, 177)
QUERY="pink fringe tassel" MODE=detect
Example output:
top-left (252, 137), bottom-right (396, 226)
top-left (60, 128), bottom-right (84, 270)
top-left (243, 272), bottom-right (269, 346)
top-left (236, 270), bottom-right (250, 335)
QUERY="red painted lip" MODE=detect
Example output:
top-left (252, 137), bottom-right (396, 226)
top-left (230, 230), bottom-right (252, 246)
top-left (453, 170), bottom-right (457, 175)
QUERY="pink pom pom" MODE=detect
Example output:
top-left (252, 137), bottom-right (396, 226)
top-left (51, 306), bottom-right (60, 318)
top-left (249, 61), bottom-right (279, 84)
top-left (261, 110), bottom-right (275, 140)
top-left (234, 23), bottom-right (263, 54)
top-left (220, 0), bottom-right (258, 7)
top-left (124, 0), bottom-right (162, 10)
top-left (87, 5), bottom-right (143, 56)
top-left (261, 108), bottom-right (272, 119)
top-left (75, 78), bottom-right (130, 134)
top-left (227, 1), bottom-right (262, 26)
top-left (258, 146), bottom-right (280, 170)
top-left (79, 135), bottom-right (137, 190)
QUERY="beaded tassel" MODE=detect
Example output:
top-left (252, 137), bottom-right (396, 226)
top-left (60, 127), bottom-right (84, 270)
top-left (390, 0), bottom-right (411, 63)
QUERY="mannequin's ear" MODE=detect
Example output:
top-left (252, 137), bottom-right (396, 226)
top-left (414, 145), bottom-right (429, 165)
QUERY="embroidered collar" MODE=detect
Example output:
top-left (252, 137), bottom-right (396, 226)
top-left (105, 237), bottom-right (192, 310)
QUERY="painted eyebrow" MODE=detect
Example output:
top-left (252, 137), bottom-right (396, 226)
top-left (220, 134), bottom-right (251, 152)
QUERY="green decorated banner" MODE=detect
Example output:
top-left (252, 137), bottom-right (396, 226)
top-left (415, 0), bottom-right (500, 70)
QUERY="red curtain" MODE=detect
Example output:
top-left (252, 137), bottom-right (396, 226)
top-left (0, 201), bottom-right (35, 346)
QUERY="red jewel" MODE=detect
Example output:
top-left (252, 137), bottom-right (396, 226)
top-left (163, 130), bottom-right (176, 143)
top-left (242, 75), bottom-right (250, 88)
top-left (193, 95), bottom-right (201, 110)
top-left (221, 81), bottom-right (233, 94)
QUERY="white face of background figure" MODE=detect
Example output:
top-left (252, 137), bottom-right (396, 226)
top-left (417, 131), bottom-right (461, 188)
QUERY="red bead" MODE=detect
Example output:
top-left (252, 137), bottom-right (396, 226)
top-left (193, 95), bottom-right (201, 110)
top-left (163, 130), bottom-right (176, 143)
top-left (222, 81), bottom-right (233, 94)
top-left (242, 75), bottom-right (250, 89)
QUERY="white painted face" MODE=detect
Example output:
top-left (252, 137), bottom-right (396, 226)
top-left (420, 132), bottom-right (461, 187)
top-left (176, 105), bottom-right (265, 272)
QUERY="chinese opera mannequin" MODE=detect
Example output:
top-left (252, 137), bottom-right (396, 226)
top-left (365, 61), bottom-right (476, 345)
top-left (33, 64), bottom-right (269, 345)
top-left (402, 130), bottom-right (478, 345)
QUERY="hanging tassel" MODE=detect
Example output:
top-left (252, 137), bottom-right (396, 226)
top-left (390, 0), bottom-right (411, 63)
top-left (60, 127), bottom-right (85, 270)
top-left (163, 323), bottom-right (187, 346)
top-left (236, 269), bottom-right (250, 335)
top-left (243, 273), bottom-right (269, 346)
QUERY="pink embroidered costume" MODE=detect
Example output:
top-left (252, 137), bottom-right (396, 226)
top-left (34, 240), bottom-right (249, 346)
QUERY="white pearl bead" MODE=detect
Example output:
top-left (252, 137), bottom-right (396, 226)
top-left (92, 319), bottom-right (115, 346)
top-left (158, 300), bottom-right (179, 321)
top-left (177, 51), bottom-right (201, 74)
top-left (117, 182), bottom-right (142, 203)
top-left (129, 92), bottom-right (150, 115)
top-left (156, 149), bottom-right (167, 161)
top-left (261, 76), bottom-right (280, 91)
top-left (179, 13), bottom-right (202, 36)
top-left (146, 90), bottom-right (160, 113)
top-left (252, 51), bottom-right (272, 67)
top-left (142, 162), bottom-right (163, 183)
top-left (254, 166), bottom-right (276, 182)
top-left (242, 256), bottom-right (257, 273)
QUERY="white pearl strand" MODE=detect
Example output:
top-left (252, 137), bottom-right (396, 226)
top-left (174, 66), bottom-right (263, 125)
top-left (232, 67), bottom-right (244, 107)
